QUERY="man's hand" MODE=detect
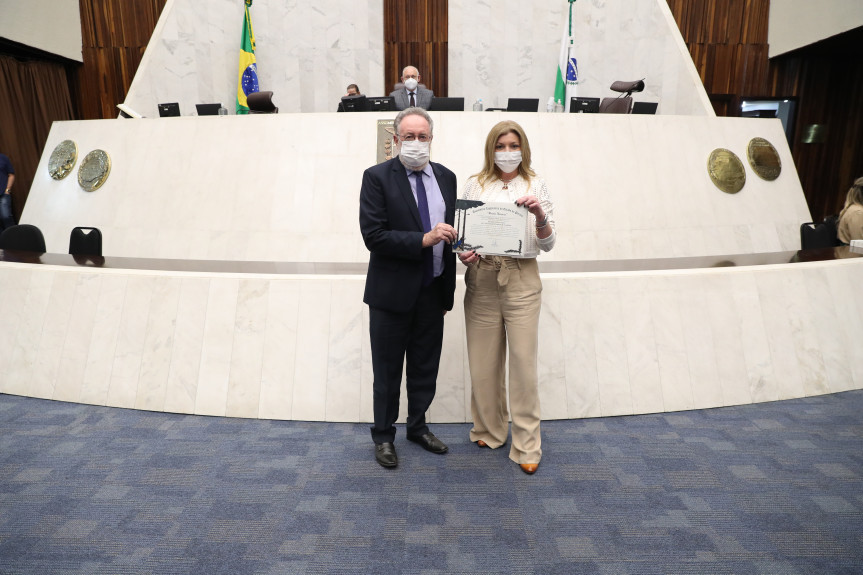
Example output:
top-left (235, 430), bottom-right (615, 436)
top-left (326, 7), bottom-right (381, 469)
top-left (422, 223), bottom-right (457, 248)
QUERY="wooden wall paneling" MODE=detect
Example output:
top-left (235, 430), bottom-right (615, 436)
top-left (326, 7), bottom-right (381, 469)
top-left (76, 0), bottom-right (166, 119)
top-left (384, 0), bottom-right (448, 97)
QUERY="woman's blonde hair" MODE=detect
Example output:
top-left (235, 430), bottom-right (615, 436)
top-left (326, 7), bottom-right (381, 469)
top-left (840, 176), bottom-right (863, 218)
top-left (474, 120), bottom-right (536, 187)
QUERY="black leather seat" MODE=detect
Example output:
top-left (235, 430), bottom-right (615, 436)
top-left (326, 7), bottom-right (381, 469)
top-left (69, 226), bottom-right (102, 256)
top-left (800, 219), bottom-right (840, 249)
top-left (247, 91), bottom-right (278, 114)
top-left (0, 224), bottom-right (47, 252)
top-left (599, 79), bottom-right (645, 114)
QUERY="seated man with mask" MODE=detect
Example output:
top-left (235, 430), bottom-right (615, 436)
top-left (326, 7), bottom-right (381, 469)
top-left (389, 66), bottom-right (434, 110)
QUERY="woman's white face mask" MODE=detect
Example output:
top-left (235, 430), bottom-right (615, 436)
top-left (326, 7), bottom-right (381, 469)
top-left (494, 151), bottom-right (522, 174)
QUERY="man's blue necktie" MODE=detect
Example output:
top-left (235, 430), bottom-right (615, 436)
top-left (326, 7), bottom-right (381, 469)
top-left (413, 170), bottom-right (434, 286)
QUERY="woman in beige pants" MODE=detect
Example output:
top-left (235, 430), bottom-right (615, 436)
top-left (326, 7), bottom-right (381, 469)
top-left (457, 121), bottom-right (556, 474)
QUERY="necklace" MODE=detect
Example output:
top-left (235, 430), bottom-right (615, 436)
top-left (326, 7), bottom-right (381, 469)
top-left (501, 175), bottom-right (517, 190)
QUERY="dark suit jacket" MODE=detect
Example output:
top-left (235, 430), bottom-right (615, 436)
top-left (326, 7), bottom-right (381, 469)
top-left (389, 86), bottom-right (435, 110)
top-left (360, 157), bottom-right (457, 313)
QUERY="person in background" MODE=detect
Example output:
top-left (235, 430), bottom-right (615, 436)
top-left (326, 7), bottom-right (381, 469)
top-left (457, 120), bottom-right (556, 475)
top-left (837, 176), bottom-right (863, 244)
top-left (389, 66), bottom-right (434, 110)
top-left (0, 151), bottom-right (15, 230)
top-left (337, 84), bottom-right (363, 112)
top-left (359, 107), bottom-right (458, 469)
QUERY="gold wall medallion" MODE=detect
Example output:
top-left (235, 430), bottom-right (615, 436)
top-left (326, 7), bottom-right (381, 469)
top-left (376, 119), bottom-right (395, 164)
top-left (707, 148), bottom-right (745, 194)
top-left (48, 140), bottom-right (78, 180)
top-left (77, 149), bottom-right (111, 192)
top-left (747, 137), bottom-right (781, 181)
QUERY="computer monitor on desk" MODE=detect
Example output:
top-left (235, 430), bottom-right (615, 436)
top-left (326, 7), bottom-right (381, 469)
top-left (158, 102), bottom-right (181, 117)
top-left (368, 96), bottom-right (395, 111)
top-left (428, 97), bottom-right (465, 111)
top-left (340, 94), bottom-right (368, 112)
top-left (195, 103), bottom-right (222, 116)
top-left (570, 97), bottom-right (600, 113)
top-left (506, 98), bottom-right (539, 112)
top-left (632, 101), bottom-right (659, 114)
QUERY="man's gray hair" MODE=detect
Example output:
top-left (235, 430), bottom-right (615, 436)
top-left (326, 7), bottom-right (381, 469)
top-left (394, 107), bottom-right (433, 136)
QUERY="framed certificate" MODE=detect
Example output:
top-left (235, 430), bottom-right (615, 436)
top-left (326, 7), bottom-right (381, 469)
top-left (454, 199), bottom-right (529, 256)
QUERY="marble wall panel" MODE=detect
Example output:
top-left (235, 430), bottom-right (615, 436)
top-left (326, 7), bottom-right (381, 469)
top-left (53, 273), bottom-right (102, 403)
top-left (0, 267), bottom-right (32, 396)
top-left (194, 278), bottom-right (239, 416)
top-left (30, 271), bottom-right (78, 400)
top-left (79, 275), bottom-right (128, 406)
top-left (163, 277), bottom-right (209, 414)
top-left (225, 278), bottom-right (269, 418)
top-left (258, 280), bottom-right (300, 419)
top-left (135, 276), bottom-right (183, 412)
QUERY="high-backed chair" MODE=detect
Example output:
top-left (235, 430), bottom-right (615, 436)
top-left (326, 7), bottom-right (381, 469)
top-left (599, 79), bottom-right (645, 114)
top-left (800, 220), bottom-right (840, 250)
top-left (69, 226), bottom-right (102, 256)
top-left (247, 91), bottom-right (278, 114)
top-left (0, 224), bottom-right (47, 252)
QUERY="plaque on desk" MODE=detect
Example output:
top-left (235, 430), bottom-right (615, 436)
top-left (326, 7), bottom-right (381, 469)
top-left (454, 200), bottom-right (529, 256)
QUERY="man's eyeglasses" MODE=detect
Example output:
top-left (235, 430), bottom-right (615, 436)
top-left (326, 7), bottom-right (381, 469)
top-left (398, 134), bottom-right (432, 142)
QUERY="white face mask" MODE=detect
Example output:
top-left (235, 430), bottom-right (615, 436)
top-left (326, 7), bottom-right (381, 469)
top-left (398, 140), bottom-right (430, 170)
top-left (404, 78), bottom-right (419, 91)
top-left (494, 151), bottom-right (522, 174)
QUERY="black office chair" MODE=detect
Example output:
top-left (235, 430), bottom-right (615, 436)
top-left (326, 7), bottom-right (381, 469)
top-left (247, 91), bottom-right (278, 114)
top-left (800, 219), bottom-right (840, 250)
top-left (69, 226), bottom-right (102, 256)
top-left (599, 79), bottom-right (645, 114)
top-left (0, 224), bottom-right (47, 253)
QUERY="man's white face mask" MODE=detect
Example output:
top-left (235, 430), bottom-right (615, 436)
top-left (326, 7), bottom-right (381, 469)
top-left (404, 77), bottom-right (419, 91)
top-left (398, 140), bottom-right (430, 170)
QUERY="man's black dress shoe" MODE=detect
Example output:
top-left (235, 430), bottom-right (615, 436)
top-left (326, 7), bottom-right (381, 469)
top-left (375, 442), bottom-right (398, 468)
top-left (407, 432), bottom-right (448, 454)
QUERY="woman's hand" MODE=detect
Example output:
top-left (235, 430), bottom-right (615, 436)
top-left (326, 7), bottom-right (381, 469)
top-left (458, 250), bottom-right (480, 267)
top-left (515, 195), bottom-right (545, 220)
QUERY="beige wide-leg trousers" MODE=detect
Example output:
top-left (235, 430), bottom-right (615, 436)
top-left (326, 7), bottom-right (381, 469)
top-left (464, 256), bottom-right (542, 464)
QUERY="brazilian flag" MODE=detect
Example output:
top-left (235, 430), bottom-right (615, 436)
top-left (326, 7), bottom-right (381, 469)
top-left (236, 0), bottom-right (259, 114)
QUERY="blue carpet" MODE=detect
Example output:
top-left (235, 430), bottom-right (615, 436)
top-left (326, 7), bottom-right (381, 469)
top-left (1, 391), bottom-right (862, 574)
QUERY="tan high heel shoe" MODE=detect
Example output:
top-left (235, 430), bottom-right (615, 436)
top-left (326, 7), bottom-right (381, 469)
top-left (476, 440), bottom-right (489, 448)
top-left (519, 463), bottom-right (538, 475)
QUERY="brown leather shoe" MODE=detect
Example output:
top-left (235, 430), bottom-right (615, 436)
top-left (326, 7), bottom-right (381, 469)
top-left (476, 440), bottom-right (489, 448)
top-left (519, 463), bottom-right (538, 475)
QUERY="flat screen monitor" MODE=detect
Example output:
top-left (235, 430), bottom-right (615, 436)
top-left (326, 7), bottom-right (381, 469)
top-left (196, 103), bottom-right (222, 116)
top-left (368, 96), bottom-right (395, 112)
top-left (340, 94), bottom-right (368, 112)
top-left (428, 97), bottom-right (465, 111)
top-left (632, 101), bottom-right (659, 115)
top-left (158, 102), bottom-right (180, 117)
top-left (569, 97), bottom-right (600, 113)
top-left (506, 98), bottom-right (539, 112)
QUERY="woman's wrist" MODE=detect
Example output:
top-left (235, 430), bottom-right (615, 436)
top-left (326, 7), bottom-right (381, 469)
top-left (535, 214), bottom-right (548, 229)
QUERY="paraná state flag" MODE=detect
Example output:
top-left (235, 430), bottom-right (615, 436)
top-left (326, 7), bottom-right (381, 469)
top-left (554, 0), bottom-right (579, 112)
top-left (236, 0), bottom-right (259, 114)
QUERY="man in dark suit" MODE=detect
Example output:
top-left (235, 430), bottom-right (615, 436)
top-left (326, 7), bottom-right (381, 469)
top-left (389, 66), bottom-right (434, 110)
top-left (359, 107), bottom-right (457, 468)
